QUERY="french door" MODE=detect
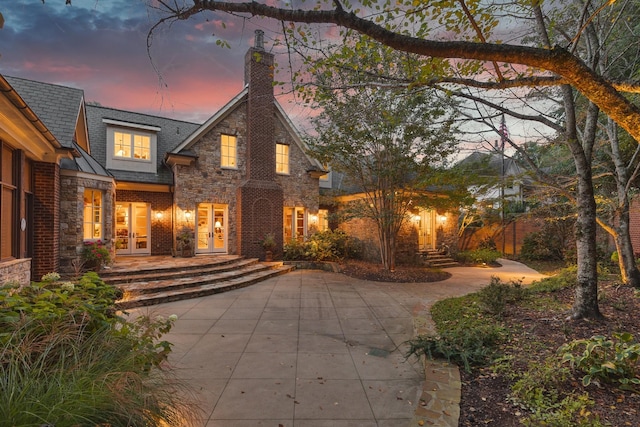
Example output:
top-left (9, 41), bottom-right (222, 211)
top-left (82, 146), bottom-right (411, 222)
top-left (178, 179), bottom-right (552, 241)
top-left (417, 209), bottom-right (436, 251)
top-left (196, 204), bottom-right (227, 254)
top-left (115, 203), bottom-right (150, 255)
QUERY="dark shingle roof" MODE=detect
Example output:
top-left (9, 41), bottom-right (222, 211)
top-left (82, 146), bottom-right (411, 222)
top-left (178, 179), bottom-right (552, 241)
top-left (85, 105), bottom-right (200, 185)
top-left (60, 142), bottom-right (112, 177)
top-left (4, 76), bottom-right (84, 149)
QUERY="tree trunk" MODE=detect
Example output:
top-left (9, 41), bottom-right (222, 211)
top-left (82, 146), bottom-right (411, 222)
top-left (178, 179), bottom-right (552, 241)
top-left (614, 208), bottom-right (640, 288)
top-left (563, 87), bottom-right (602, 320)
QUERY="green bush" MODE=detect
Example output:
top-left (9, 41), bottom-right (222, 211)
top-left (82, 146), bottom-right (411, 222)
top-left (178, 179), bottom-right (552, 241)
top-left (0, 272), bottom-right (198, 425)
top-left (477, 276), bottom-right (526, 316)
top-left (510, 358), bottom-right (601, 427)
top-left (406, 293), bottom-right (506, 372)
top-left (456, 248), bottom-right (502, 265)
top-left (558, 332), bottom-right (640, 390)
top-left (283, 230), bottom-right (361, 261)
top-left (528, 266), bottom-right (577, 293)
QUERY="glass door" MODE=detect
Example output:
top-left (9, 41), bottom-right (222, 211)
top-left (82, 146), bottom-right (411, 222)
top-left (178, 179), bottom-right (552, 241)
top-left (115, 203), bottom-right (150, 255)
top-left (197, 204), bottom-right (227, 254)
top-left (417, 209), bottom-right (435, 250)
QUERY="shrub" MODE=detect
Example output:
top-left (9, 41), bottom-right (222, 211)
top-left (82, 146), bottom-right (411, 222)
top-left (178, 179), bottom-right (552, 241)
top-left (456, 248), bottom-right (502, 265)
top-left (283, 230), bottom-right (361, 261)
top-left (81, 239), bottom-right (112, 270)
top-left (0, 273), bottom-right (198, 425)
top-left (521, 231), bottom-right (563, 261)
top-left (477, 276), bottom-right (526, 316)
top-left (558, 332), bottom-right (640, 390)
top-left (406, 293), bottom-right (506, 372)
top-left (510, 358), bottom-right (601, 427)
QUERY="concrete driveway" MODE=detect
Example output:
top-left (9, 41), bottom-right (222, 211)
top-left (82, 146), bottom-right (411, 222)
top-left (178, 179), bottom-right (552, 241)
top-left (127, 259), bottom-right (546, 426)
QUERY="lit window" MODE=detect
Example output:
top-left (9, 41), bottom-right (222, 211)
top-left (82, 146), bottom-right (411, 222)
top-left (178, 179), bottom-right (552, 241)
top-left (284, 207), bottom-right (306, 242)
top-left (318, 209), bottom-right (329, 231)
top-left (113, 131), bottom-right (150, 160)
top-left (276, 143), bottom-right (289, 174)
top-left (221, 134), bottom-right (237, 168)
top-left (83, 189), bottom-right (102, 240)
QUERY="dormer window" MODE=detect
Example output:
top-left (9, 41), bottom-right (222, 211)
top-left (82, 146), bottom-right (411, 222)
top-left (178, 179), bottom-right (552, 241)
top-left (104, 119), bottom-right (160, 174)
top-left (114, 131), bottom-right (151, 160)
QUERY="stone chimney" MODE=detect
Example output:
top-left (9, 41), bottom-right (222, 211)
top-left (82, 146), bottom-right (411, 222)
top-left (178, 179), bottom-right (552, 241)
top-left (237, 30), bottom-right (284, 259)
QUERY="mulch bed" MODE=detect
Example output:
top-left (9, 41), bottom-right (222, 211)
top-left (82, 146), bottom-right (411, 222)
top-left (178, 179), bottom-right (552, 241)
top-left (339, 259), bottom-right (451, 283)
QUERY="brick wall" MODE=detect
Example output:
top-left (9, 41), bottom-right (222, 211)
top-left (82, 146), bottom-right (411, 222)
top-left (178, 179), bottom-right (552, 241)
top-left (117, 190), bottom-right (173, 255)
top-left (32, 162), bottom-right (59, 277)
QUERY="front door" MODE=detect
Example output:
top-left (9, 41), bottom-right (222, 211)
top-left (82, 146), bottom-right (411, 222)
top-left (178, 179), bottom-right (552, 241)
top-left (196, 204), bottom-right (227, 254)
top-left (115, 203), bottom-right (151, 255)
top-left (417, 209), bottom-right (435, 251)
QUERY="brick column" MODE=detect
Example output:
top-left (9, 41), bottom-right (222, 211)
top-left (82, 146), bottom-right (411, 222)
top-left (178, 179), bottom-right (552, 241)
top-left (32, 162), bottom-right (60, 277)
top-left (237, 31), bottom-right (284, 259)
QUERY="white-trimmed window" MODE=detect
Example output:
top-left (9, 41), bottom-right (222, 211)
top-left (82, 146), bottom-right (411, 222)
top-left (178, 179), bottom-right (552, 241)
top-left (83, 189), bottom-right (103, 240)
top-left (105, 119), bottom-right (159, 173)
top-left (284, 207), bottom-right (306, 242)
top-left (318, 209), bottom-right (329, 232)
top-left (276, 143), bottom-right (290, 174)
top-left (221, 134), bottom-right (237, 168)
top-left (114, 131), bottom-right (151, 160)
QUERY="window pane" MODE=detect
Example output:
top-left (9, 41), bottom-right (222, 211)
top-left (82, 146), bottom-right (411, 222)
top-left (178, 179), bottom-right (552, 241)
top-left (83, 189), bottom-right (102, 240)
top-left (221, 135), bottom-right (237, 168)
top-left (276, 144), bottom-right (289, 174)
top-left (114, 132), bottom-right (131, 158)
top-left (2, 145), bottom-right (14, 185)
top-left (1, 187), bottom-right (15, 259)
top-left (133, 135), bottom-right (150, 159)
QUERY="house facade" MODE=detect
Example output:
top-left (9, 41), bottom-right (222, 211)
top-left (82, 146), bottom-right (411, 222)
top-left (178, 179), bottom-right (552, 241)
top-left (0, 31), bottom-right (324, 286)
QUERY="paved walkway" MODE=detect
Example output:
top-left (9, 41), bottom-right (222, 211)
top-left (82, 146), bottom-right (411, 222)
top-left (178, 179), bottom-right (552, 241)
top-left (125, 259), bottom-right (546, 426)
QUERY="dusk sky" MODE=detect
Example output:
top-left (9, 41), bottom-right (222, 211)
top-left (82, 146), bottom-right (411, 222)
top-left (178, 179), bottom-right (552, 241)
top-left (0, 0), bottom-right (313, 128)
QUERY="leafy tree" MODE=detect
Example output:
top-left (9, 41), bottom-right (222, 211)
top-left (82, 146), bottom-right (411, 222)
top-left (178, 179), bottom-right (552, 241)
top-left (307, 81), bottom-right (458, 271)
top-left (108, 0), bottom-right (640, 319)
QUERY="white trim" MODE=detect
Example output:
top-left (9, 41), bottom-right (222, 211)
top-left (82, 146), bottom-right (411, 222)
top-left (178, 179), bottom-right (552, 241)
top-left (102, 118), bottom-right (161, 132)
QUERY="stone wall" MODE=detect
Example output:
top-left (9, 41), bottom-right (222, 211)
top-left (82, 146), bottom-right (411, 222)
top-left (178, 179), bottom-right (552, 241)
top-left (0, 258), bottom-right (31, 286)
top-left (59, 172), bottom-right (115, 274)
top-left (275, 119), bottom-right (319, 214)
top-left (173, 105), bottom-right (247, 256)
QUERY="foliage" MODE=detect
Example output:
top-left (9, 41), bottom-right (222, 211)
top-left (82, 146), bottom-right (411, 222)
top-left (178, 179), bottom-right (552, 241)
top-left (510, 358), bottom-right (602, 427)
top-left (477, 276), bottom-right (526, 316)
top-left (0, 273), bottom-right (197, 425)
top-left (283, 230), bottom-right (361, 261)
top-left (406, 293), bottom-right (506, 372)
top-left (455, 248), bottom-right (501, 265)
top-left (306, 67), bottom-right (459, 271)
top-left (260, 232), bottom-right (277, 252)
top-left (527, 266), bottom-right (577, 293)
top-left (558, 333), bottom-right (640, 390)
top-left (81, 239), bottom-right (111, 269)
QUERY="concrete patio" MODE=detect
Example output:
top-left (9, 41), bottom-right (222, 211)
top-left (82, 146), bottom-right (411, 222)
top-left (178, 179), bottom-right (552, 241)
top-left (123, 259), bottom-right (546, 426)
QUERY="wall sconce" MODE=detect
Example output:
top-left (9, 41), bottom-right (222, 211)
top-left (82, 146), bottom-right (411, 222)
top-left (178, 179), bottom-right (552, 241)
top-left (414, 215), bottom-right (421, 222)
top-left (438, 215), bottom-right (447, 223)
top-left (184, 210), bottom-right (192, 220)
top-left (155, 211), bottom-right (163, 220)
top-left (310, 214), bottom-right (318, 224)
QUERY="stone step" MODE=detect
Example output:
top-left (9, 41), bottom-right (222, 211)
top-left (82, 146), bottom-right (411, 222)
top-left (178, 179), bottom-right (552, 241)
top-left (101, 255), bottom-right (245, 280)
top-left (115, 263), bottom-right (294, 309)
top-left (103, 257), bottom-right (258, 285)
top-left (418, 250), bottom-right (459, 268)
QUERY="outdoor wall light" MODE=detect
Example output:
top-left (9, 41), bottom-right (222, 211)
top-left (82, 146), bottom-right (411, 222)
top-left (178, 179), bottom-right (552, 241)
top-left (155, 211), bottom-right (163, 220)
top-left (414, 215), bottom-right (421, 222)
top-left (185, 211), bottom-right (192, 219)
top-left (438, 215), bottom-right (447, 223)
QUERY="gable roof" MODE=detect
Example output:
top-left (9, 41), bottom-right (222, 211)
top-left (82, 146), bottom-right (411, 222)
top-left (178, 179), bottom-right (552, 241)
top-left (85, 105), bottom-right (200, 185)
top-left (4, 76), bottom-right (86, 151)
top-left (171, 87), bottom-right (324, 171)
